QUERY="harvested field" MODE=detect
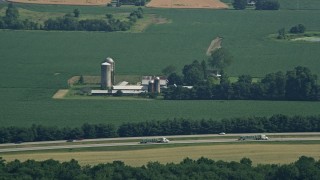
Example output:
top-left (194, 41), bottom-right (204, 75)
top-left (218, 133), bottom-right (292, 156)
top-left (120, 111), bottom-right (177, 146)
top-left (146, 0), bottom-right (228, 9)
top-left (52, 89), bottom-right (69, 99)
top-left (2, 144), bottom-right (320, 166)
top-left (8, 0), bottom-right (111, 6)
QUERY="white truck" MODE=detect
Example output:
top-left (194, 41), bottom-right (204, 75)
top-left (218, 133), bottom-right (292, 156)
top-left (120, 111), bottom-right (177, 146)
top-left (238, 134), bottom-right (269, 141)
top-left (140, 137), bottom-right (170, 144)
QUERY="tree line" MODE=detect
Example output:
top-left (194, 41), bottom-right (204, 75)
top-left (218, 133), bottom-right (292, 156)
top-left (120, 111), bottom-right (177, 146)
top-left (1, 114), bottom-right (320, 143)
top-left (0, 3), bottom-right (40, 30)
top-left (0, 4), bottom-right (143, 32)
top-left (0, 156), bottom-right (319, 179)
top-left (164, 63), bottom-right (320, 101)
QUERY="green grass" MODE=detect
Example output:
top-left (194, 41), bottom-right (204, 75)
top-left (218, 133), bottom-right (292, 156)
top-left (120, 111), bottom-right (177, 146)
top-left (1, 3), bottom-right (320, 127)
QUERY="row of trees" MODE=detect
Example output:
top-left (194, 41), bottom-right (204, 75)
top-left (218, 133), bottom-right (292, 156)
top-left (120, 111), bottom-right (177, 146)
top-left (1, 114), bottom-right (320, 143)
top-left (0, 156), bottom-right (319, 179)
top-left (0, 3), bottom-right (40, 30)
top-left (0, 4), bottom-right (143, 32)
top-left (233, 0), bottom-right (280, 10)
top-left (164, 64), bottom-right (319, 100)
top-left (120, 0), bottom-right (147, 6)
top-left (43, 8), bottom-right (143, 31)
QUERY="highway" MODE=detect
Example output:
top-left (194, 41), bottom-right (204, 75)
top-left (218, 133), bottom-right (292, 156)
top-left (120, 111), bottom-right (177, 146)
top-left (0, 132), bottom-right (319, 153)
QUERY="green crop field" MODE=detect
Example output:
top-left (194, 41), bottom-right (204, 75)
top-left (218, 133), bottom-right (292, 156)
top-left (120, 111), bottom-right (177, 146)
top-left (1, 1), bottom-right (320, 127)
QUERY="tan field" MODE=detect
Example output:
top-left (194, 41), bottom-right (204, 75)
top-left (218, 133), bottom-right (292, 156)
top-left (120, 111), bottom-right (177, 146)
top-left (52, 89), bottom-right (68, 99)
top-left (8, 0), bottom-right (111, 6)
top-left (146, 0), bottom-right (228, 9)
top-left (2, 144), bottom-right (320, 166)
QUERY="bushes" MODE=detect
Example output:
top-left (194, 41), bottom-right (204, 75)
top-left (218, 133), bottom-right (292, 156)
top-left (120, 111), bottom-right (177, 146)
top-left (1, 114), bottom-right (319, 143)
top-left (290, 24), bottom-right (306, 34)
top-left (164, 66), bottom-right (320, 101)
top-left (0, 4), bottom-right (143, 32)
top-left (255, 0), bottom-right (280, 10)
top-left (0, 156), bottom-right (319, 179)
top-left (232, 0), bottom-right (247, 10)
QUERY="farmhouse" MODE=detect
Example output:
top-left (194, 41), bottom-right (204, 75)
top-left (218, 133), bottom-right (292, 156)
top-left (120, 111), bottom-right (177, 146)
top-left (91, 57), bottom-right (168, 95)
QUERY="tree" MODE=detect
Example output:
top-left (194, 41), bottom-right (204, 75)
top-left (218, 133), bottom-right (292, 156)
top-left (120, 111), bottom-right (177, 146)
top-left (232, 0), bottom-right (247, 10)
top-left (285, 66), bottom-right (318, 100)
top-left (162, 65), bottom-right (177, 76)
top-left (255, 0), bottom-right (280, 10)
top-left (277, 28), bottom-right (286, 39)
top-left (183, 60), bottom-right (205, 85)
top-left (114, 90), bottom-right (123, 97)
top-left (78, 75), bottom-right (84, 84)
top-left (240, 157), bottom-right (252, 166)
top-left (5, 3), bottom-right (19, 20)
top-left (208, 48), bottom-right (232, 73)
top-left (167, 73), bottom-right (183, 85)
top-left (106, 14), bottom-right (113, 19)
top-left (290, 24), bottom-right (306, 34)
top-left (261, 71), bottom-right (286, 99)
top-left (73, 9), bottom-right (80, 18)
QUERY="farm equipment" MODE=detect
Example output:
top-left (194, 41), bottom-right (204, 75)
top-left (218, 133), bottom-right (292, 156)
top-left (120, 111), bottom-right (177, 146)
top-left (238, 134), bottom-right (269, 141)
top-left (140, 137), bottom-right (170, 144)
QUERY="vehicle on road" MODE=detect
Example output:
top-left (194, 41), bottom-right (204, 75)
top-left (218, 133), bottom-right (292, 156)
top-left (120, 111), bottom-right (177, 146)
top-left (140, 137), bottom-right (169, 144)
top-left (219, 132), bottom-right (226, 135)
top-left (66, 139), bottom-right (74, 142)
top-left (238, 134), bottom-right (269, 141)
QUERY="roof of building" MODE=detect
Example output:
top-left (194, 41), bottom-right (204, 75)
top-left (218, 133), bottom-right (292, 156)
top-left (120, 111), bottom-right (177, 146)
top-left (141, 79), bottom-right (168, 86)
top-left (116, 81), bottom-right (129, 86)
top-left (91, 89), bottom-right (147, 94)
top-left (106, 57), bottom-right (114, 63)
top-left (113, 85), bottom-right (145, 90)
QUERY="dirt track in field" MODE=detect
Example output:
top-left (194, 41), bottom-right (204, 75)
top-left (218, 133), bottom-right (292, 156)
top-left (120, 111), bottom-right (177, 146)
top-left (206, 37), bottom-right (222, 56)
top-left (52, 89), bottom-right (68, 99)
top-left (8, 0), bottom-right (111, 5)
top-left (146, 0), bottom-right (228, 9)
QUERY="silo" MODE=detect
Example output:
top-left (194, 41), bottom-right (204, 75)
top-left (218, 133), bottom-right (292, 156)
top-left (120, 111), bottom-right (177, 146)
top-left (154, 77), bottom-right (161, 93)
top-left (148, 80), bottom-right (154, 93)
top-left (101, 62), bottom-right (112, 90)
top-left (106, 57), bottom-right (115, 85)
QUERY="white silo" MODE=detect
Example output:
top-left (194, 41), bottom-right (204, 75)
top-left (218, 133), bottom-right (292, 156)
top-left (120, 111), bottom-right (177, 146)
top-left (101, 62), bottom-right (112, 90)
top-left (106, 57), bottom-right (115, 85)
top-left (154, 77), bottom-right (161, 93)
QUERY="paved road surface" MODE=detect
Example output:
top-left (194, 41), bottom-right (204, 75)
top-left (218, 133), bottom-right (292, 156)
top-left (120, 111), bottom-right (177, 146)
top-left (0, 133), bottom-right (319, 153)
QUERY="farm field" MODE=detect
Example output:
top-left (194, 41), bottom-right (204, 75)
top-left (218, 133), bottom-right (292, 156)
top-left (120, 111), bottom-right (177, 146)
top-left (2, 142), bottom-right (320, 166)
top-left (1, 2), bottom-right (320, 127)
top-left (146, 0), bottom-right (228, 9)
top-left (8, 0), bottom-right (111, 6)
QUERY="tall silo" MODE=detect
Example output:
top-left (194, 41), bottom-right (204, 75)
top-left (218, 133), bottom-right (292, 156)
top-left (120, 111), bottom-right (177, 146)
top-left (106, 57), bottom-right (115, 85)
top-left (154, 77), bottom-right (161, 93)
top-left (101, 62), bottom-right (112, 90)
top-left (148, 80), bottom-right (154, 93)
